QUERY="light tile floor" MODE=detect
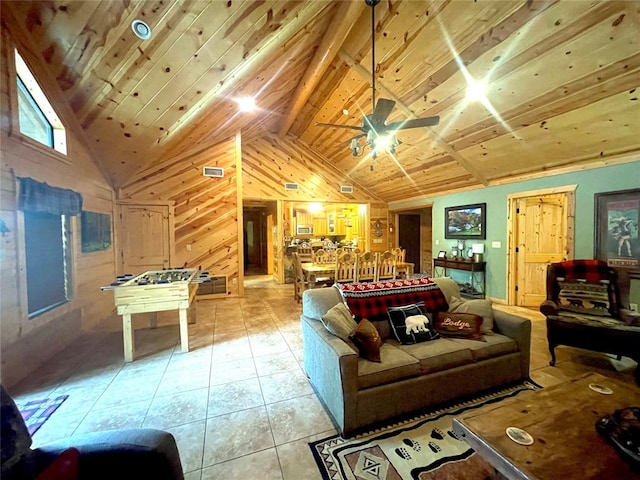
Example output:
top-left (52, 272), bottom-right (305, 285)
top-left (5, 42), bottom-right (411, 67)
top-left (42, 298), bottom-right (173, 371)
top-left (8, 276), bottom-right (637, 479)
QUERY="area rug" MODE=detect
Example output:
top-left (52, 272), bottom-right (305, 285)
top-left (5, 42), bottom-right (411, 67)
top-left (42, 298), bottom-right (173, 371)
top-left (310, 381), bottom-right (540, 480)
top-left (17, 395), bottom-right (69, 436)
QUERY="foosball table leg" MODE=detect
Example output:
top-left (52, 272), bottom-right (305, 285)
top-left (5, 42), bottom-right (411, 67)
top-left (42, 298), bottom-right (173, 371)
top-left (122, 313), bottom-right (134, 362)
top-left (179, 307), bottom-right (190, 353)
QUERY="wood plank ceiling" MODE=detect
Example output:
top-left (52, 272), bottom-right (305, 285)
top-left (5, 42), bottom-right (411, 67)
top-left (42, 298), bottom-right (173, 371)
top-left (2, 0), bottom-right (639, 202)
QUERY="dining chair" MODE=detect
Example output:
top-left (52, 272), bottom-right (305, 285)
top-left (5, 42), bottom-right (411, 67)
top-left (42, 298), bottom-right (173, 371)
top-left (391, 247), bottom-right (406, 263)
top-left (292, 252), bottom-right (308, 303)
top-left (356, 251), bottom-right (378, 283)
top-left (313, 248), bottom-right (335, 264)
top-left (297, 242), bottom-right (313, 262)
top-left (334, 252), bottom-right (358, 284)
top-left (377, 250), bottom-right (397, 282)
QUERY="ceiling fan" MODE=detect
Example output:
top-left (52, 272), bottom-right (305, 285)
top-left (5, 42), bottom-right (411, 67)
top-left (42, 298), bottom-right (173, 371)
top-left (315, 0), bottom-right (440, 167)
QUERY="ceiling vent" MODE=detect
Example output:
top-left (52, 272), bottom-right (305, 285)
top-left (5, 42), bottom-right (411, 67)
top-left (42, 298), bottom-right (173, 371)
top-left (284, 182), bottom-right (299, 191)
top-left (340, 185), bottom-right (354, 194)
top-left (203, 166), bottom-right (224, 178)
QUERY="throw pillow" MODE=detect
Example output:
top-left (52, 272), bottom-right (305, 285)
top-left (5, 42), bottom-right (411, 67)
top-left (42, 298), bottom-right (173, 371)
top-left (435, 311), bottom-right (485, 341)
top-left (36, 448), bottom-right (79, 480)
top-left (352, 318), bottom-right (382, 362)
top-left (321, 302), bottom-right (357, 342)
top-left (387, 303), bottom-right (440, 345)
top-left (448, 296), bottom-right (494, 334)
top-left (557, 280), bottom-right (612, 317)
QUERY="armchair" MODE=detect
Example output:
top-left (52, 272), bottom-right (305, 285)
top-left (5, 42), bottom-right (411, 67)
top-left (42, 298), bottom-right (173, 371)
top-left (1, 385), bottom-right (184, 480)
top-left (540, 260), bottom-right (640, 384)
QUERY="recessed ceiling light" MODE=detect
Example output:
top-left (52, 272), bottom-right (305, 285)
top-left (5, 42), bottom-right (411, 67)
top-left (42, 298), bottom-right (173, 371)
top-left (131, 20), bottom-right (152, 41)
top-left (236, 97), bottom-right (256, 112)
top-left (342, 109), bottom-right (349, 115)
top-left (466, 77), bottom-right (488, 102)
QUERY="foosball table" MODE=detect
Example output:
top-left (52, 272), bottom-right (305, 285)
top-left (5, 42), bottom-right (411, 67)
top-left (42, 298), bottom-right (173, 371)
top-left (103, 269), bottom-right (205, 362)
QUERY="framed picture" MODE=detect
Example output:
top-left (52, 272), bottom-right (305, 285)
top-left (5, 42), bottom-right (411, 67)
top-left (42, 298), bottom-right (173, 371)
top-left (594, 188), bottom-right (640, 271)
top-left (437, 250), bottom-right (447, 259)
top-left (445, 203), bottom-right (486, 239)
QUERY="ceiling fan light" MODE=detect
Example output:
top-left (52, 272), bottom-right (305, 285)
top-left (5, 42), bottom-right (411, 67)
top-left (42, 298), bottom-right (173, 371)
top-left (466, 78), bottom-right (488, 102)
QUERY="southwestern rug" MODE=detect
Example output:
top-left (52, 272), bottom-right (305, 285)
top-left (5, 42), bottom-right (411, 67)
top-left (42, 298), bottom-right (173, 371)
top-left (17, 394), bottom-right (69, 436)
top-left (310, 381), bottom-right (540, 480)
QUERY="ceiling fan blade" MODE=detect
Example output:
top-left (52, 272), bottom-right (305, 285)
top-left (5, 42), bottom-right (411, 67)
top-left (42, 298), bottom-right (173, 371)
top-left (386, 116), bottom-right (440, 130)
top-left (372, 98), bottom-right (396, 122)
top-left (315, 122), bottom-right (365, 132)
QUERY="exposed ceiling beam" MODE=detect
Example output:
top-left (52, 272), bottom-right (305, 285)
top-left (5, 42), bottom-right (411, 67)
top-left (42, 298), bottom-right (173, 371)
top-left (338, 49), bottom-right (489, 186)
top-left (278, 1), bottom-right (366, 138)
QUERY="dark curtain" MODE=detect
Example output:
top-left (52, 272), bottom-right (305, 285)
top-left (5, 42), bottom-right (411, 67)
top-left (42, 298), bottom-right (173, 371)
top-left (18, 177), bottom-right (82, 216)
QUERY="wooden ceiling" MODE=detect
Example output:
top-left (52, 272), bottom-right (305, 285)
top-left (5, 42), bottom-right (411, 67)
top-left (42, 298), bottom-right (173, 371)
top-left (3, 1), bottom-right (639, 202)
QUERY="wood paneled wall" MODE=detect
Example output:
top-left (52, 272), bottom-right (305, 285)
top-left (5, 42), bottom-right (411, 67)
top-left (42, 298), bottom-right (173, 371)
top-left (0, 31), bottom-right (115, 386)
top-left (242, 132), bottom-right (381, 203)
top-left (119, 135), bottom-right (242, 296)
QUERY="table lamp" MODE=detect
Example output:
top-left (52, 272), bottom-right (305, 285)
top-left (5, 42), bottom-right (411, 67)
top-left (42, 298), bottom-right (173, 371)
top-left (472, 243), bottom-right (485, 263)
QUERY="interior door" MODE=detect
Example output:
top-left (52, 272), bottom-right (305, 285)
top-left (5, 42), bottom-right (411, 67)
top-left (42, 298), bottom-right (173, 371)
top-left (515, 193), bottom-right (569, 306)
top-left (399, 214), bottom-right (422, 272)
top-left (118, 203), bottom-right (172, 274)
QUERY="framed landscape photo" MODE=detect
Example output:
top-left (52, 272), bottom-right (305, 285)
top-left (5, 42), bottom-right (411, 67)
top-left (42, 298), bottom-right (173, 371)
top-left (445, 203), bottom-right (486, 240)
top-left (594, 188), bottom-right (640, 271)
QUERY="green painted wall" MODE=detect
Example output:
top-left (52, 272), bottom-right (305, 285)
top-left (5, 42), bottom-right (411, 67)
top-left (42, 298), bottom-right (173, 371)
top-left (390, 161), bottom-right (640, 303)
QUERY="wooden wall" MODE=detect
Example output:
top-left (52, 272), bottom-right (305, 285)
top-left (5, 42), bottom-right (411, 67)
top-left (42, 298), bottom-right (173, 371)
top-left (119, 135), bottom-right (242, 296)
top-left (0, 30), bottom-right (115, 387)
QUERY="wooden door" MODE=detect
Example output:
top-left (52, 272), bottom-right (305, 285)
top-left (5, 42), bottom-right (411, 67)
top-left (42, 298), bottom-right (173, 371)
top-left (399, 214), bottom-right (422, 272)
top-left (118, 203), bottom-right (172, 274)
top-left (514, 193), bottom-right (570, 306)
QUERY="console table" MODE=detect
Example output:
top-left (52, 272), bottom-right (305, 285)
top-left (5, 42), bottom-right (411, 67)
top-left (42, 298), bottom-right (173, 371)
top-left (433, 258), bottom-right (485, 299)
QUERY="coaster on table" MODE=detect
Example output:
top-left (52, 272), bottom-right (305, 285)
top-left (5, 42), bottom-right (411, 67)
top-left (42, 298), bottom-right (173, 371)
top-left (506, 427), bottom-right (534, 446)
top-left (588, 383), bottom-right (613, 395)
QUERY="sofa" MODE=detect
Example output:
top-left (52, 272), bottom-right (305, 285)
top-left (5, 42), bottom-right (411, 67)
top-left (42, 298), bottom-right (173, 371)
top-left (301, 277), bottom-right (531, 437)
top-left (1, 385), bottom-right (184, 480)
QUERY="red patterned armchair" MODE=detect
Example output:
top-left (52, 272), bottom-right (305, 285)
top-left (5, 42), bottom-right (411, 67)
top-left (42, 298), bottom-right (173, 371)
top-left (540, 260), bottom-right (640, 384)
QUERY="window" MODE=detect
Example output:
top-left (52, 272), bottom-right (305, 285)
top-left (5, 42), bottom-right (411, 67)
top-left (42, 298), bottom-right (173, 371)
top-left (24, 211), bottom-right (72, 316)
top-left (14, 50), bottom-right (67, 154)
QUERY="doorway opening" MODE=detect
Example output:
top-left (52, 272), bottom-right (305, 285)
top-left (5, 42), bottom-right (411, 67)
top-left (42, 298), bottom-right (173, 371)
top-left (243, 201), bottom-right (277, 278)
top-left (392, 206), bottom-right (433, 276)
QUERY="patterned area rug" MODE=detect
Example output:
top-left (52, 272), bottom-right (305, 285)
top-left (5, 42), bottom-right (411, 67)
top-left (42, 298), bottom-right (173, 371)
top-left (17, 395), bottom-right (69, 435)
top-left (310, 382), bottom-right (540, 480)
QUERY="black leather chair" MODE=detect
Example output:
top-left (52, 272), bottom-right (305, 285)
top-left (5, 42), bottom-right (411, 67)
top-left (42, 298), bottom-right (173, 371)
top-left (540, 260), bottom-right (640, 384)
top-left (1, 385), bottom-right (184, 480)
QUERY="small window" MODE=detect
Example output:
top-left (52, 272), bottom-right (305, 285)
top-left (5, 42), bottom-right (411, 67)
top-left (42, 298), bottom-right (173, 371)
top-left (14, 50), bottom-right (67, 154)
top-left (24, 211), bottom-right (72, 316)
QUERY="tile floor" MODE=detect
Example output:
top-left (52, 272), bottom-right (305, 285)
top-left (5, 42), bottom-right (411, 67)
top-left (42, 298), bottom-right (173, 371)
top-left (7, 276), bottom-right (637, 479)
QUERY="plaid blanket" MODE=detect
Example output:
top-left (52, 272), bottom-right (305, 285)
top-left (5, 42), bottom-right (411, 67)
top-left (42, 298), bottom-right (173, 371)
top-left (336, 278), bottom-right (448, 321)
top-left (554, 260), bottom-right (612, 282)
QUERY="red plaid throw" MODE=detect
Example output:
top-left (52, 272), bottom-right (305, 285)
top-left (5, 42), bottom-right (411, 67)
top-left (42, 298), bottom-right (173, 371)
top-left (336, 278), bottom-right (448, 321)
top-left (554, 260), bottom-right (612, 282)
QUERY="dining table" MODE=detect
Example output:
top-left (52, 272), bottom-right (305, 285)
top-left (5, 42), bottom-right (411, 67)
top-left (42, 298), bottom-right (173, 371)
top-left (301, 262), bottom-right (336, 288)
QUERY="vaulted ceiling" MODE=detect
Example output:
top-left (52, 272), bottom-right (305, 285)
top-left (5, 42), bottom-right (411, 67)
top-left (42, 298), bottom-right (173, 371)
top-left (2, 0), bottom-right (639, 202)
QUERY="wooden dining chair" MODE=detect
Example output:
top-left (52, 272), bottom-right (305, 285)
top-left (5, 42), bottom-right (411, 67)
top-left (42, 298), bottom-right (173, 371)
top-left (377, 250), bottom-right (397, 282)
top-left (356, 251), bottom-right (378, 283)
top-left (391, 247), bottom-right (405, 263)
top-left (334, 252), bottom-right (358, 284)
top-left (292, 252), bottom-right (308, 303)
top-left (313, 248), bottom-right (335, 264)
top-left (297, 242), bottom-right (313, 262)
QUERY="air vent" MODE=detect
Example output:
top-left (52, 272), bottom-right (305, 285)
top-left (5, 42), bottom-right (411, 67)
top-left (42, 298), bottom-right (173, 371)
top-left (284, 182), bottom-right (299, 191)
top-left (203, 166), bottom-right (224, 178)
top-left (340, 185), bottom-right (354, 194)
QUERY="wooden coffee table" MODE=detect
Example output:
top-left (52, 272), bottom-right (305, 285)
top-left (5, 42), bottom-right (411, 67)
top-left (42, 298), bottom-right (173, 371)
top-left (453, 373), bottom-right (640, 479)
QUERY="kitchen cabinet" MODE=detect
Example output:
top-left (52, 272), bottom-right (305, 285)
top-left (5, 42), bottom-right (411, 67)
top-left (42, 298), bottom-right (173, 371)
top-left (313, 217), bottom-right (328, 235)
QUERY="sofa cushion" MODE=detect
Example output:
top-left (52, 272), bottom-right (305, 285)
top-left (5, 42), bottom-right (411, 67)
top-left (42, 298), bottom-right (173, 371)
top-left (321, 302), bottom-right (357, 342)
top-left (432, 276), bottom-right (460, 303)
top-left (388, 303), bottom-right (440, 344)
top-left (302, 286), bottom-right (344, 321)
top-left (399, 338), bottom-right (473, 374)
top-left (357, 344), bottom-right (421, 389)
top-left (353, 319), bottom-right (383, 362)
top-left (557, 280), bottom-right (612, 317)
top-left (451, 334), bottom-right (518, 361)
top-left (434, 311), bottom-right (484, 341)
top-left (448, 296), bottom-right (494, 334)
